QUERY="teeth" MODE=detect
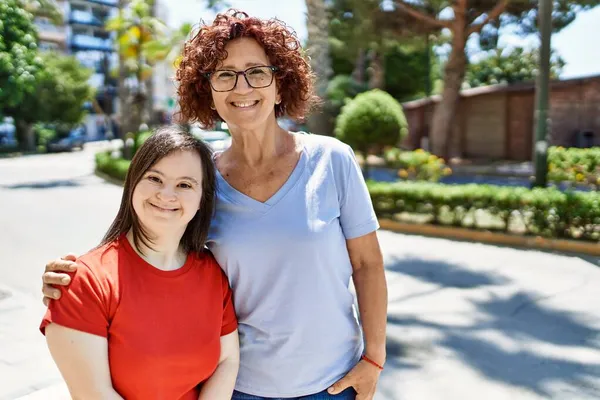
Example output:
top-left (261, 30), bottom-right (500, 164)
top-left (151, 203), bottom-right (176, 211)
top-left (232, 101), bottom-right (257, 108)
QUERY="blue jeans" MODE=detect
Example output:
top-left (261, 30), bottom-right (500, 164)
top-left (231, 387), bottom-right (356, 400)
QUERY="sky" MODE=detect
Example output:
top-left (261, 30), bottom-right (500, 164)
top-left (164, 0), bottom-right (600, 80)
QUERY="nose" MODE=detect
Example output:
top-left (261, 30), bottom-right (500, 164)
top-left (233, 73), bottom-right (253, 94)
top-left (157, 185), bottom-right (177, 201)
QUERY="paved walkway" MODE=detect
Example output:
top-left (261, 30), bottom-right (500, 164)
top-left (1, 147), bottom-right (599, 399)
top-left (375, 232), bottom-right (600, 400)
top-left (3, 232), bottom-right (600, 399)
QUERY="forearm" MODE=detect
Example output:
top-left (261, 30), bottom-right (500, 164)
top-left (353, 264), bottom-right (388, 364)
top-left (69, 387), bottom-right (124, 400)
top-left (197, 359), bottom-right (239, 400)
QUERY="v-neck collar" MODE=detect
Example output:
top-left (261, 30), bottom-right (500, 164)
top-left (215, 145), bottom-right (307, 213)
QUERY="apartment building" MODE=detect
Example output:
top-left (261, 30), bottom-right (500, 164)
top-left (35, 0), bottom-right (119, 139)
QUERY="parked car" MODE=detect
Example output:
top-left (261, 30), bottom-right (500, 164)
top-left (46, 126), bottom-right (86, 152)
top-left (189, 125), bottom-right (231, 152)
top-left (0, 118), bottom-right (18, 148)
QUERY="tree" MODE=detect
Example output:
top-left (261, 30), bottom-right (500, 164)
top-left (0, 0), bottom-right (44, 150)
top-left (389, 0), bottom-right (600, 157)
top-left (110, 0), bottom-right (226, 135)
top-left (23, 0), bottom-right (63, 24)
top-left (306, 0), bottom-right (333, 135)
top-left (6, 52), bottom-right (93, 148)
top-left (328, 0), bottom-right (444, 103)
top-left (328, 0), bottom-right (382, 87)
top-left (106, 0), bottom-right (167, 134)
top-left (466, 46), bottom-right (564, 88)
top-left (335, 89), bottom-right (408, 177)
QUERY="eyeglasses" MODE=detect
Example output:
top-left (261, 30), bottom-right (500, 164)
top-left (204, 65), bottom-right (278, 92)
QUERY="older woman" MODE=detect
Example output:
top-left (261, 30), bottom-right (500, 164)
top-left (41, 10), bottom-right (387, 400)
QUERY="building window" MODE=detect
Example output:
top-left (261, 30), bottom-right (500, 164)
top-left (39, 41), bottom-right (61, 51)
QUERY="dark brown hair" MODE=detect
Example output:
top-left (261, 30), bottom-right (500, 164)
top-left (101, 126), bottom-right (216, 255)
top-left (175, 9), bottom-right (319, 127)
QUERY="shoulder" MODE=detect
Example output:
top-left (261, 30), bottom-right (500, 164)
top-left (189, 249), bottom-right (226, 276)
top-left (297, 132), bottom-right (356, 166)
top-left (75, 240), bottom-right (122, 285)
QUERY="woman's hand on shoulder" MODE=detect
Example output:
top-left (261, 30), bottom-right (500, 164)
top-left (42, 254), bottom-right (78, 306)
top-left (327, 357), bottom-right (382, 400)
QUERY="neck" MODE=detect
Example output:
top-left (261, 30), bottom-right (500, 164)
top-left (126, 228), bottom-right (186, 271)
top-left (226, 117), bottom-right (292, 167)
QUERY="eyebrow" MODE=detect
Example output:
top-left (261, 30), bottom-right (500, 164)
top-left (218, 62), bottom-right (267, 70)
top-left (147, 169), bottom-right (199, 184)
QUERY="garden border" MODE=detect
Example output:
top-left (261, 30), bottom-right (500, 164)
top-left (92, 156), bottom-right (600, 257)
top-left (379, 218), bottom-right (600, 256)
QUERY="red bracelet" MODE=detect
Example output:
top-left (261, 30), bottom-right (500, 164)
top-left (361, 354), bottom-right (384, 370)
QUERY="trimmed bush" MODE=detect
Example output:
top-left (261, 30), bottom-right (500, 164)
top-left (368, 181), bottom-right (600, 242)
top-left (95, 151), bottom-right (131, 181)
top-left (135, 130), bottom-right (153, 153)
top-left (548, 146), bottom-right (600, 188)
top-left (335, 89), bottom-right (408, 156)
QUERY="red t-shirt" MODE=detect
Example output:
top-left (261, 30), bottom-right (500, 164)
top-left (40, 236), bottom-right (238, 400)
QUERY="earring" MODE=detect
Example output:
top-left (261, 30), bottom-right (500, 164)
top-left (210, 104), bottom-right (216, 110)
top-left (275, 99), bottom-right (281, 105)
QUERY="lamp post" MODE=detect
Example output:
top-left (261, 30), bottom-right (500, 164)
top-left (532, 0), bottom-right (553, 188)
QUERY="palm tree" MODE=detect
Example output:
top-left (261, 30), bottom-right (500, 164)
top-left (107, 0), bottom-right (168, 133)
top-left (305, 0), bottom-right (333, 135)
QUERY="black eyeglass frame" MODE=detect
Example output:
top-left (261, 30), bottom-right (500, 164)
top-left (204, 65), bottom-right (279, 92)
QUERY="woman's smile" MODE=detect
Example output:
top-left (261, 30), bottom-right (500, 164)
top-left (148, 202), bottom-right (179, 213)
top-left (230, 100), bottom-right (259, 108)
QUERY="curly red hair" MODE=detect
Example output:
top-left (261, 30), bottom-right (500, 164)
top-left (175, 10), bottom-right (318, 128)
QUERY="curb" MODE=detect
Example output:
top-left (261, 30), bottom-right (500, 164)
top-left (378, 218), bottom-right (600, 257)
top-left (95, 169), bottom-right (124, 187)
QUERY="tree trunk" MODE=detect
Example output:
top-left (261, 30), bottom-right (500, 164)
top-left (117, 0), bottom-right (129, 138)
top-left (361, 148), bottom-right (370, 180)
top-left (144, 0), bottom-right (156, 124)
top-left (305, 0), bottom-right (333, 135)
top-left (429, 19), bottom-right (468, 157)
top-left (130, 37), bottom-right (145, 132)
top-left (352, 48), bottom-right (366, 84)
top-left (15, 120), bottom-right (35, 152)
top-left (367, 49), bottom-right (384, 89)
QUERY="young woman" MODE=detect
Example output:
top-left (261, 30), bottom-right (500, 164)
top-left (40, 127), bottom-right (239, 400)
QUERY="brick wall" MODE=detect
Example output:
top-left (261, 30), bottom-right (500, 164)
top-left (402, 75), bottom-right (600, 160)
top-left (507, 92), bottom-right (534, 161)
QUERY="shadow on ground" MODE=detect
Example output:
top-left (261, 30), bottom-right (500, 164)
top-left (1, 176), bottom-right (93, 190)
top-left (383, 256), bottom-right (600, 398)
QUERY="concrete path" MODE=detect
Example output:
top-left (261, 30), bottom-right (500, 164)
top-left (376, 233), bottom-right (600, 400)
top-left (1, 145), bottom-right (599, 399)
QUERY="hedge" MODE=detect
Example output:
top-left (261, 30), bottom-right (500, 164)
top-left (368, 181), bottom-right (600, 242)
top-left (95, 150), bottom-right (600, 242)
top-left (95, 151), bottom-right (131, 181)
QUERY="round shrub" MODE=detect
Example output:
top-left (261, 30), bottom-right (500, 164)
top-left (334, 89), bottom-right (408, 155)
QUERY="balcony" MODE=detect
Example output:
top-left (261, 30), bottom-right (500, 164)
top-left (36, 21), bottom-right (67, 45)
top-left (69, 10), bottom-right (106, 26)
top-left (75, 0), bottom-right (118, 7)
top-left (70, 34), bottom-right (114, 52)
